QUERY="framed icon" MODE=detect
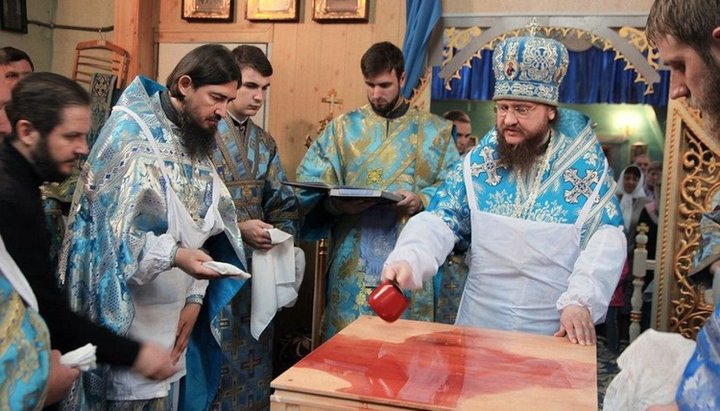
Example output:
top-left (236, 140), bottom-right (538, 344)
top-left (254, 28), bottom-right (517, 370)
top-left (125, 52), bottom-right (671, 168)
top-left (1, 0), bottom-right (28, 33)
top-left (182, 0), bottom-right (234, 22)
top-left (313, 0), bottom-right (369, 22)
top-left (246, 0), bottom-right (299, 22)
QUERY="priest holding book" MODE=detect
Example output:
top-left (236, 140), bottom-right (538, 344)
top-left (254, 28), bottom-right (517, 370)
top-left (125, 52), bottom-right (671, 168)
top-left (296, 41), bottom-right (458, 340)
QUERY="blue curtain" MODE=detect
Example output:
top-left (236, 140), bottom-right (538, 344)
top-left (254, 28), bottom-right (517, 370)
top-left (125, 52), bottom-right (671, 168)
top-left (432, 47), bottom-right (670, 106)
top-left (401, 0), bottom-right (441, 99)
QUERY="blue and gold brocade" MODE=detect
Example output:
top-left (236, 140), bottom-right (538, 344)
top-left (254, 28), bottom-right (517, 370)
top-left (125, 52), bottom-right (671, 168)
top-left (296, 104), bottom-right (459, 339)
top-left (0, 273), bottom-right (50, 411)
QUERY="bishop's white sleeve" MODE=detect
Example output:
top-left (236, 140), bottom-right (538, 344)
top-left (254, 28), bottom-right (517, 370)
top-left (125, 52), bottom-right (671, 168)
top-left (132, 232), bottom-right (177, 285)
top-left (385, 211), bottom-right (456, 289)
top-left (556, 224), bottom-right (626, 323)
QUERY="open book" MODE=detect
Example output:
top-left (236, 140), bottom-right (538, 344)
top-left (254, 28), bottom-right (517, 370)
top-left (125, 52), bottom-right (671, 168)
top-left (283, 181), bottom-right (403, 203)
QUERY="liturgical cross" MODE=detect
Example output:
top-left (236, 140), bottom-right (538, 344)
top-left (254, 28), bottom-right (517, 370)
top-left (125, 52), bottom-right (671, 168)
top-left (563, 168), bottom-right (599, 204)
top-left (470, 146), bottom-right (503, 186)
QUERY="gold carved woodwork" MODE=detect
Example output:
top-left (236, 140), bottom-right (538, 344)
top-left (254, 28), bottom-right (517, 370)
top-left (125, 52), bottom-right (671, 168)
top-left (655, 98), bottom-right (715, 339)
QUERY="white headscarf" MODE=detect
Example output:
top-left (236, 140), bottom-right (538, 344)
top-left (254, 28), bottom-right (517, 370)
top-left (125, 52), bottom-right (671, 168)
top-left (616, 165), bottom-right (646, 231)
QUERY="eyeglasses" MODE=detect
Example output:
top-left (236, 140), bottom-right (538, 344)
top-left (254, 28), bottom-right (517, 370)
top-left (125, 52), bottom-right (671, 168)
top-left (494, 103), bottom-right (538, 118)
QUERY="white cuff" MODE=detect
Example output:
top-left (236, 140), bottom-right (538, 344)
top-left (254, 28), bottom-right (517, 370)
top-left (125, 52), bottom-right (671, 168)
top-left (134, 232), bottom-right (177, 285)
top-left (557, 225), bottom-right (626, 323)
top-left (385, 212), bottom-right (455, 289)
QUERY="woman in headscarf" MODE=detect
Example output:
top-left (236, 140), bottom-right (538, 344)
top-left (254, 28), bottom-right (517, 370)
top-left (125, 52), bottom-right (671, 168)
top-left (617, 164), bottom-right (649, 253)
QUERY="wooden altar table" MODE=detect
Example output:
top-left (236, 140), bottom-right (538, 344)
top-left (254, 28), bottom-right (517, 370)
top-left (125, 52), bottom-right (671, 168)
top-left (271, 315), bottom-right (597, 410)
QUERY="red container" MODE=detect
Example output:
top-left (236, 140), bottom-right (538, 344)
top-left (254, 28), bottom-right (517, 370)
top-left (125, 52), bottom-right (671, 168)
top-left (368, 279), bottom-right (409, 322)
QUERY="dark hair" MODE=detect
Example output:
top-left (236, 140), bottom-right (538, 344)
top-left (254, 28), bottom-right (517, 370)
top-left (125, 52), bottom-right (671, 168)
top-left (231, 45), bottom-right (273, 77)
top-left (646, 0), bottom-right (720, 66)
top-left (5, 72), bottom-right (89, 141)
top-left (0, 46), bottom-right (34, 71)
top-left (166, 44), bottom-right (241, 100)
top-left (360, 41), bottom-right (404, 80)
top-left (443, 110), bottom-right (470, 123)
top-left (624, 165), bottom-right (642, 179)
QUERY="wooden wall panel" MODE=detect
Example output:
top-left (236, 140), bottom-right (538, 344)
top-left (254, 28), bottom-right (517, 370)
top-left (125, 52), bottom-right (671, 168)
top-left (265, 0), bottom-right (405, 179)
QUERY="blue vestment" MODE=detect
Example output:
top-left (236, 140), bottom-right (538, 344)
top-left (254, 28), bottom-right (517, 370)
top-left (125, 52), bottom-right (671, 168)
top-left (296, 104), bottom-right (458, 339)
top-left (205, 116), bottom-right (300, 410)
top-left (58, 76), bottom-right (247, 409)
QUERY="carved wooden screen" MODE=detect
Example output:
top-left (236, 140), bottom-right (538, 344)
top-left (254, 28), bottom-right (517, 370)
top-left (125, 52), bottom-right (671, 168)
top-left (655, 98), bottom-right (716, 339)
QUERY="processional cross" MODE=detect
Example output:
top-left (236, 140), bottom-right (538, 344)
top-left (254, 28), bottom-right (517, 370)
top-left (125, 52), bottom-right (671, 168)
top-left (305, 89), bottom-right (344, 148)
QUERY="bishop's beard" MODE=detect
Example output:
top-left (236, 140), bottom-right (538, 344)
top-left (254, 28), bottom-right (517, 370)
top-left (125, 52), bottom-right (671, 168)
top-left (496, 126), bottom-right (551, 175)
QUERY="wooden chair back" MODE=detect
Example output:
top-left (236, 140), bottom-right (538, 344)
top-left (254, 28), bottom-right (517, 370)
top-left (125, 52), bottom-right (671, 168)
top-left (71, 39), bottom-right (129, 90)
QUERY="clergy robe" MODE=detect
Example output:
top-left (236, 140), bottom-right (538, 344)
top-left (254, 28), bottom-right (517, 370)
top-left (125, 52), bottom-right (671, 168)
top-left (0, 236), bottom-right (50, 411)
top-left (58, 76), bottom-right (247, 409)
top-left (387, 108), bottom-right (626, 334)
top-left (296, 103), bottom-right (458, 339)
top-left (206, 115), bottom-right (299, 411)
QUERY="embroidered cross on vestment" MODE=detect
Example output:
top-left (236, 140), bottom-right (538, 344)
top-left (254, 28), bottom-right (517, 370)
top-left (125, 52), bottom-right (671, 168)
top-left (563, 168), bottom-right (599, 204)
top-left (470, 146), bottom-right (503, 186)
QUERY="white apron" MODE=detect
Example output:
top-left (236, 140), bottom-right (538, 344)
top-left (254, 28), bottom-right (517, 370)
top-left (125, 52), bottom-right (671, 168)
top-left (106, 106), bottom-right (226, 401)
top-left (456, 151), bottom-right (607, 335)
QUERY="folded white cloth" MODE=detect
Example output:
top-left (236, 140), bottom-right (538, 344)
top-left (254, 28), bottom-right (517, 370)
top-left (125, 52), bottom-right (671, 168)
top-left (202, 261), bottom-right (251, 279)
top-left (604, 329), bottom-right (696, 411)
top-left (251, 228), bottom-right (305, 340)
top-left (60, 343), bottom-right (97, 371)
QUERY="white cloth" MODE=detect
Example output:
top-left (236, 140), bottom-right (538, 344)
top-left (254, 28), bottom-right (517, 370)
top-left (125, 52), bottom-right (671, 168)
top-left (106, 105), bottom-right (224, 401)
top-left (60, 343), bottom-right (97, 371)
top-left (604, 329), bottom-right (696, 411)
top-left (202, 261), bottom-right (251, 278)
top-left (0, 233), bottom-right (38, 311)
top-left (250, 228), bottom-right (305, 340)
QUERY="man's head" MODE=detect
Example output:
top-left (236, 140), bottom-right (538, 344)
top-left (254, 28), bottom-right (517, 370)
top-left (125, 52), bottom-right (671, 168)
top-left (492, 36), bottom-right (569, 173)
top-left (228, 45), bottom-right (272, 120)
top-left (0, 82), bottom-right (10, 139)
top-left (360, 42), bottom-right (406, 116)
top-left (646, 160), bottom-right (663, 188)
top-left (443, 110), bottom-right (472, 154)
top-left (633, 153), bottom-right (650, 174)
top-left (166, 44), bottom-right (241, 159)
top-left (6, 73), bottom-right (90, 182)
top-left (0, 47), bottom-right (34, 89)
top-left (646, 0), bottom-right (720, 135)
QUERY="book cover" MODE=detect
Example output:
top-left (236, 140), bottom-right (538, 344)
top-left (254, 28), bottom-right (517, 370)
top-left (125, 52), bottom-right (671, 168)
top-left (283, 181), bottom-right (402, 203)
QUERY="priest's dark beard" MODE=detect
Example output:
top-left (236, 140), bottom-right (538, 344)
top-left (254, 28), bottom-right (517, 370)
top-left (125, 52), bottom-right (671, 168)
top-left (32, 137), bottom-right (70, 183)
top-left (370, 93), bottom-right (402, 118)
top-left (178, 108), bottom-right (218, 161)
top-left (496, 126), bottom-right (551, 175)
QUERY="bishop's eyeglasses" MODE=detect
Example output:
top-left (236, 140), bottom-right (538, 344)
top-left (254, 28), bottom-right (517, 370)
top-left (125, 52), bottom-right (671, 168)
top-left (494, 103), bottom-right (538, 118)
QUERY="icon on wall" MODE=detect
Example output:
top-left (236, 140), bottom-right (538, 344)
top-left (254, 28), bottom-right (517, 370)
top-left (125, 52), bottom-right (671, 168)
top-left (182, 0), bottom-right (234, 22)
top-left (246, 0), bottom-right (300, 22)
top-left (313, 0), bottom-right (369, 22)
top-left (1, 0), bottom-right (28, 33)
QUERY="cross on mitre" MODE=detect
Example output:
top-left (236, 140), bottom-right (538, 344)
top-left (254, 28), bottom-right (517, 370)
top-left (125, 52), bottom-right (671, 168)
top-left (562, 168), bottom-right (599, 204)
top-left (470, 146), bottom-right (503, 186)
